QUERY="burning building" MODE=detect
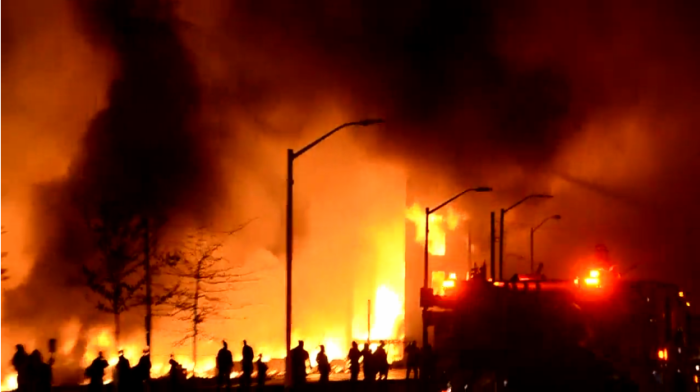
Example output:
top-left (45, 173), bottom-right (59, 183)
top-left (6, 0), bottom-right (700, 389)
top-left (403, 177), bottom-right (490, 345)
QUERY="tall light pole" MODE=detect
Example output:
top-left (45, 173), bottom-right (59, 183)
top-left (498, 194), bottom-right (553, 281)
top-left (530, 215), bottom-right (561, 273)
top-left (285, 119), bottom-right (383, 387)
top-left (422, 186), bottom-right (492, 346)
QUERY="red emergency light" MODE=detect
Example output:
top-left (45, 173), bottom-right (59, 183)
top-left (658, 348), bottom-right (668, 361)
top-left (575, 268), bottom-right (605, 289)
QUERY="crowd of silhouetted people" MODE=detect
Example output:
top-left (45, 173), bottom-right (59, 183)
top-left (215, 340), bottom-right (268, 392)
top-left (86, 349), bottom-right (151, 392)
top-left (11, 338), bottom-right (434, 391)
top-left (11, 344), bottom-right (53, 392)
top-left (346, 340), bottom-right (436, 384)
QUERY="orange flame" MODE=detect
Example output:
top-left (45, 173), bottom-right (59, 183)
top-left (1, 374), bottom-right (17, 391)
top-left (405, 202), bottom-right (465, 256)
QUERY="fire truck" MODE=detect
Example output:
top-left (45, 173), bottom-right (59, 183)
top-left (421, 262), bottom-right (697, 391)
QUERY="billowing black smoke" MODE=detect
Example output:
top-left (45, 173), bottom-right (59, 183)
top-left (3, 0), bottom-right (225, 365)
top-left (213, 0), bottom-right (581, 178)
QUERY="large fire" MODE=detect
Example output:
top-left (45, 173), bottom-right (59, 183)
top-left (405, 202), bottom-right (466, 256)
top-left (1, 283), bottom-right (404, 390)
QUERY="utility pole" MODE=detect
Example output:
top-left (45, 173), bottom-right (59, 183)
top-left (468, 223), bottom-right (472, 268)
top-left (530, 227), bottom-right (535, 274)
top-left (367, 299), bottom-right (371, 343)
top-left (421, 187), bottom-right (492, 347)
top-left (530, 215), bottom-right (561, 274)
top-left (490, 212), bottom-right (495, 281)
top-left (284, 120), bottom-right (384, 389)
top-left (423, 207), bottom-right (430, 289)
top-left (285, 149), bottom-right (293, 388)
top-left (498, 195), bottom-right (553, 282)
top-left (422, 207), bottom-right (429, 348)
top-left (143, 216), bottom-right (152, 382)
top-left (498, 208), bottom-right (505, 281)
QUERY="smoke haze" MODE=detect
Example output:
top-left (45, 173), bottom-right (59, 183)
top-left (4, 0), bottom-right (700, 383)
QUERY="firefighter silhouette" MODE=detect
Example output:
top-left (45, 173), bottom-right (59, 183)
top-left (132, 349), bottom-right (151, 392)
top-left (27, 350), bottom-right (51, 392)
top-left (347, 341), bottom-right (362, 382)
top-left (375, 341), bottom-right (389, 380)
top-left (256, 354), bottom-right (268, 390)
top-left (115, 350), bottom-right (131, 392)
top-left (241, 340), bottom-right (255, 389)
top-left (216, 341), bottom-right (233, 392)
top-left (12, 344), bottom-right (29, 392)
top-left (85, 352), bottom-right (109, 392)
top-left (405, 341), bottom-right (420, 380)
top-left (169, 355), bottom-right (183, 392)
top-left (361, 343), bottom-right (374, 381)
top-left (316, 345), bottom-right (331, 383)
top-left (290, 340), bottom-right (310, 386)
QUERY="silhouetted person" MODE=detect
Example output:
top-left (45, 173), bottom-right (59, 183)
top-left (405, 341), bottom-right (419, 380)
top-left (361, 343), bottom-right (374, 381)
top-left (256, 354), bottom-right (268, 390)
top-left (421, 343), bottom-right (435, 382)
top-left (316, 345), bottom-right (331, 383)
top-left (116, 350), bottom-right (131, 392)
top-left (86, 352), bottom-right (109, 392)
top-left (347, 342), bottom-right (361, 382)
top-left (169, 355), bottom-right (182, 392)
top-left (375, 341), bottom-right (389, 380)
top-left (28, 350), bottom-right (51, 392)
top-left (368, 349), bottom-right (379, 381)
top-left (216, 341), bottom-right (233, 392)
top-left (12, 344), bottom-right (29, 392)
top-left (290, 340), bottom-right (310, 387)
top-left (133, 349), bottom-right (151, 392)
top-left (241, 340), bottom-right (255, 389)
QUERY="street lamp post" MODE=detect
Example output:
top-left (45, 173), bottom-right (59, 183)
top-left (285, 119), bottom-right (383, 387)
top-left (498, 194), bottom-right (553, 281)
top-left (422, 186), bottom-right (492, 346)
top-left (530, 215), bottom-right (561, 273)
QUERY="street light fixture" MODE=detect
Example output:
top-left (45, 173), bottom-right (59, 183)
top-left (498, 194), bottom-right (553, 280)
top-left (530, 214), bottom-right (561, 273)
top-left (422, 186), bottom-right (492, 346)
top-left (285, 119), bottom-right (384, 387)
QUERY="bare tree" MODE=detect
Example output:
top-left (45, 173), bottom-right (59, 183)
top-left (164, 223), bottom-right (252, 372)
top-left (82, 206), bottom-right (145, 347)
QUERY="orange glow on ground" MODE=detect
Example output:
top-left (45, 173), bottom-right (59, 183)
top-left (1, 374), bottom-right (17, 392)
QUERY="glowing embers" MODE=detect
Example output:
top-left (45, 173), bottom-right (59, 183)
top-left (658, 348), bottom-right (668, 361)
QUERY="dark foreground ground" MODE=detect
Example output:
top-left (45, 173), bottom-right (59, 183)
top-left (49, 379), bottom-right (435, 392)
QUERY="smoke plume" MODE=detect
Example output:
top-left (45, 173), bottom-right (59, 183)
top-left (5, 0), bottom-right (700, 384)
top-left (3, 0), bottom-right (226, 376)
